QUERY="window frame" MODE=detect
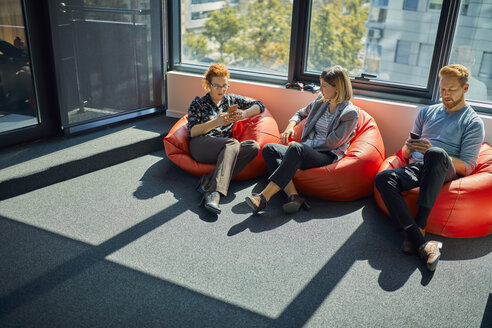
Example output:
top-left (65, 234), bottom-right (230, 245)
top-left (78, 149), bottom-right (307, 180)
top-left (168, 0), bottom-right (492, 114)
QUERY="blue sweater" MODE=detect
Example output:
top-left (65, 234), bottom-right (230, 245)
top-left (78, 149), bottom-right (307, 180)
top-left (411, 104), bottom-right (485, 176)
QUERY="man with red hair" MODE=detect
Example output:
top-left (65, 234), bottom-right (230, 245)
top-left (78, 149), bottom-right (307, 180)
top-left (375, 64), bottom-right (485, 271)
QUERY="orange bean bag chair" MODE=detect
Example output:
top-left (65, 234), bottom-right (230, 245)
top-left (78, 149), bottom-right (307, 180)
top-left (289, 107), bottom-right (386, 201)
top-left (374, 143), bottom-right (492, 238)
top-left (163, 108), bottom-right (280, 180)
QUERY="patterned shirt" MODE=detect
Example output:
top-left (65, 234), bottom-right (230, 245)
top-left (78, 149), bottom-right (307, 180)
top-left (187, 93), bottom-right (265, 138)
top-left (303, 108), bottom-right (336, 148)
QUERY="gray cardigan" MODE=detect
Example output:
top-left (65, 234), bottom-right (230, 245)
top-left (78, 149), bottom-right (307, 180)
top-left (290, 95), bottom-right (359, 160)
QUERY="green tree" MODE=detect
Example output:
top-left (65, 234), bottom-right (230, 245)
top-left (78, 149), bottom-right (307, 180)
top-left (203, 1), bottom-right (240, 62)
top-left (230, 0), bottom-right (292, 72)
top-left (183, 32), bottom-right (209, 60)
top-left (308, 0), bottom-right (369, 73)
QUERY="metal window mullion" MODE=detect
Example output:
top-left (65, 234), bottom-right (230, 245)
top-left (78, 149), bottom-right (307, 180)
top-left (168, 0), bottom-right (181, 71)
top-left (428, 0), bottom-right (462, 103)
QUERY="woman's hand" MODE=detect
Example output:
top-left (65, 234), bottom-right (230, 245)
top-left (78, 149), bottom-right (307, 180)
top-left (280, 125), bottom-right (295, 144)
top-left (406, 138), bottom-right (432, 155)
top-left (227, 110), bottom-right (246, 122)
top-left (215, 112), bottom-right (235, 126)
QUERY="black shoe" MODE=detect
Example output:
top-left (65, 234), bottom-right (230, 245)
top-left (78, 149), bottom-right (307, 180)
top-left (401, 228), bottom-right (425, 255)
top-left (203, 191), bottom-right (221, 214)
top-left (282, 194), bottom-right (310, 214)
top-left (245, 193), bottom-right (267, 215)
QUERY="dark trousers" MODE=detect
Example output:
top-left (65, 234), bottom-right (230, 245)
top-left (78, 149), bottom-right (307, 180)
top-left (375, 147), bottom-right (456, 230)
top-left (262, 142), bottom-right (336, 189)
top-left (189, 135), bottom-right (259, 196)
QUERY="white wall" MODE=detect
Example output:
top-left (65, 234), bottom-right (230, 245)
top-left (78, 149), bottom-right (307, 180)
top-left (167, 71), bottom-right (492, 155)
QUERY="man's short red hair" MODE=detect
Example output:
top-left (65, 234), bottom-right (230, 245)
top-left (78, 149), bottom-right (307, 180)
top-left (439, 64), bottom-right (469, 86)
top-left (202, 63), bottom-right (230, 90)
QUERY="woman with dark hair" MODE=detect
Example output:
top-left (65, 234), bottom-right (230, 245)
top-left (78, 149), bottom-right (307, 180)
top-left (245, 65), bottom-right (358, 214)
top-left (188, 63), bottom-right (265, 215)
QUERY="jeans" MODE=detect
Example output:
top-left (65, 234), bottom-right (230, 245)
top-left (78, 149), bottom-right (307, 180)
top-left (375, 147), bottom-right (457, 229)
top-left (262, 142), bottom-right (336, 189)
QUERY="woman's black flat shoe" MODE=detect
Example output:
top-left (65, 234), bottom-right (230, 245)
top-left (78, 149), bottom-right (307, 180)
top-left (245, 193), bottom-right (267, 215)
top-left (282, 195), bottom-right (310, 214)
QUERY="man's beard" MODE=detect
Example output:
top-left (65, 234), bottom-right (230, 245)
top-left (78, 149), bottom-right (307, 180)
top-left (443, 94), bottom-right (465, 110)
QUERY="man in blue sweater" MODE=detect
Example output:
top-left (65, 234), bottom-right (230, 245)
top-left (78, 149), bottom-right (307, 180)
top-left (375, 64), bottom-right (485, 271)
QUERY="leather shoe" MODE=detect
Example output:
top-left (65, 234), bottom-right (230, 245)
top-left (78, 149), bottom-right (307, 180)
top-left (418, 240), bottom-right (442, 271)
top-left (245, 193), bottom-right (267, 215)
top-left (203, 191), bottom-right (221, 214)
top-left (401, 227), bottom-right (425, 254)
top-left (282, 194), bottom-right (310, 214)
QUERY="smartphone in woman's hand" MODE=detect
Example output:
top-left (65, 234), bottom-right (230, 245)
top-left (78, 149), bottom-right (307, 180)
top-left (228, 104), bottom-right (238, 113)
top-left (410, 132), bottom-right (420, 139)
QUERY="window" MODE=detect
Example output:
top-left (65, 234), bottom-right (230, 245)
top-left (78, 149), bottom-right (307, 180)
top-left (449, 2), bottom-right (492, 103)
top-left (192, 0), bottom-right (222, 4)
top-left (371, 0), bottom-right (388, 6)
top-left (364, 44), bottom-right (382, 74)
top-left (0, 0), bottom-right (38, 134)
top-left (403, 0), bottom-right (418, 11)
top-left (191, 10), bottom-right (212, 20)
top-left (418, 43), bottom-right (433, 68)
top-left (306, 0), bottom-right (369, 75)
top-left (461, 0), bottom-right (469, 16)
top-left (170, 0), bottom-right (492, 112)
top-left (479, 53), bottom-right (492, 78)
top-left (395, 41), bottom-right (412, 65)
top-left (180, 0), bottom-right (293, 76)
top-left (369, 7), bottom-right (387, 22)
top-left (48, 0), bottom-right (163, 128)
top-left (428, 0), bottom-right (442, 10)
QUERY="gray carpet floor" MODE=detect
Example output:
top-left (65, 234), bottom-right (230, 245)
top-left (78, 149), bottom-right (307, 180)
top-left (0, 151), bottom-right (491, 327)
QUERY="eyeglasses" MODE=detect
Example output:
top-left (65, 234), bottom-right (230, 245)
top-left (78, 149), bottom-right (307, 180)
top-left (210, 82), bottom-right (229, 90)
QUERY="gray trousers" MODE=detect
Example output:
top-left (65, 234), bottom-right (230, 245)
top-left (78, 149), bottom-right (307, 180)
top-left (375, 147), bottom-right (457, 229)
top-left (189, 135), bottom-right (260, 196)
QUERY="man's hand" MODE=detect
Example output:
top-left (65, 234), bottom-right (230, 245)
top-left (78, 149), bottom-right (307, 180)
top-left (406, 138), bottom-right (432, 155)
top-left (281, 126), bottom-right (295, 144)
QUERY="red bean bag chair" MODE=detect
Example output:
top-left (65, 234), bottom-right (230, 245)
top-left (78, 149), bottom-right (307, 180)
top-left (289, 107), bottom-right (386, 201)
top-left (374, 143), bottom-right (492, 238)
top-left (163, 108), bottom-right (280, 180)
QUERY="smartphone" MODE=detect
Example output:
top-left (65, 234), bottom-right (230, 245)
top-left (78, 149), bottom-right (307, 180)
top-left (228, 104), bottom-right (238, 113)
top-left (410, 132), bottom-right (421, 139)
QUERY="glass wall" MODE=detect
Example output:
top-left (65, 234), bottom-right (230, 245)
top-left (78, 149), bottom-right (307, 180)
top-left (180, 0), bottom-right (293, 76)
top-left (0, 0), bottom-right (38, 134)
top-left (306, 0), bottom-right (370, 77)
top-left (361, 0), bottom-right (443, 87)
top-left (171, 0), bottom-right (492, 112)
top-left (448, 0), bottom-right (492, 102)
top-left (48, 0), bottom-right (163, 129)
